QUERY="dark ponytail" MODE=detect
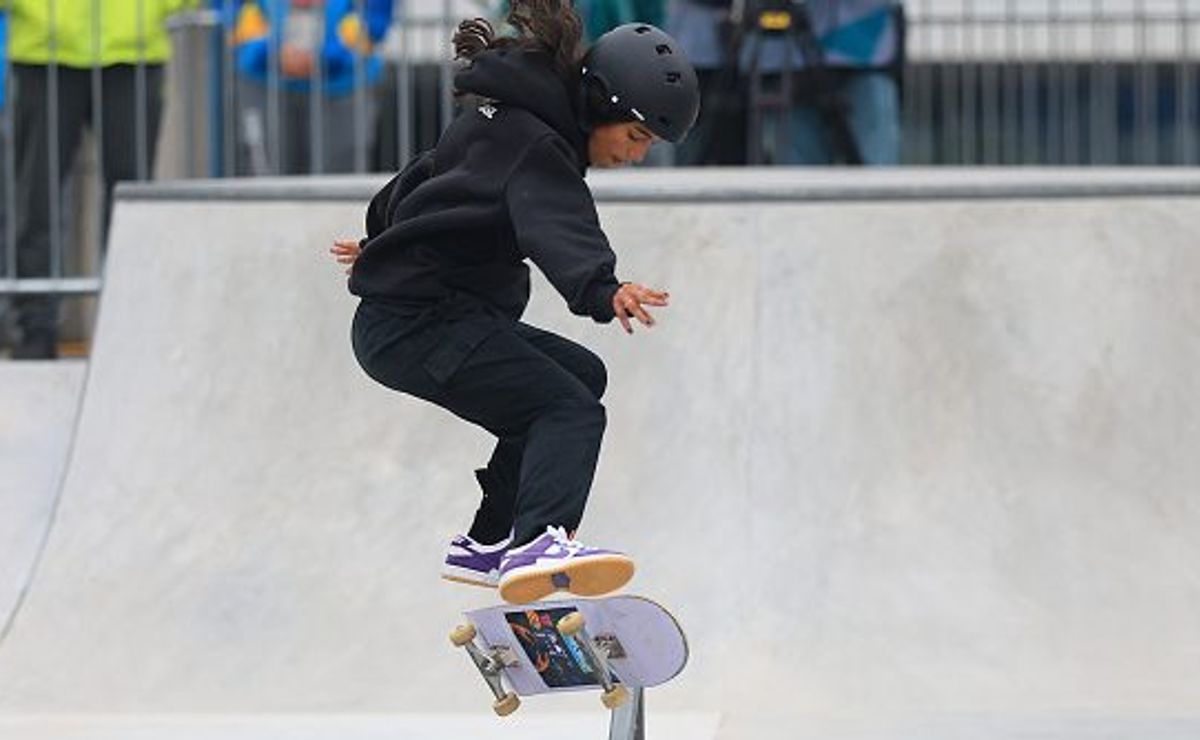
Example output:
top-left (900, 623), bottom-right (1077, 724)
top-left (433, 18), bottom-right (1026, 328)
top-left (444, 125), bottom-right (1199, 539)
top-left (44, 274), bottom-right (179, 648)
top-left (452, 0), bottom-right (584, 82)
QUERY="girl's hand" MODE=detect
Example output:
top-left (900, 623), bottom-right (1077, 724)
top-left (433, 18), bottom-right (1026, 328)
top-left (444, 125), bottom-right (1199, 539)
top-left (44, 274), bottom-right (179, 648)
top-left (330, 239), bottom-right (362, 275)
top-left (613, 282), bottom-right (669, 334)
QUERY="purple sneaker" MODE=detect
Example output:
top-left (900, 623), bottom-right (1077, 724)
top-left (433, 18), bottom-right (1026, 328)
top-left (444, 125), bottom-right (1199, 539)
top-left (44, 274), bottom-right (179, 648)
top-left (498, 526), bottom-right (635, 604)
top-left (442, 534), bottom-right (511, 588)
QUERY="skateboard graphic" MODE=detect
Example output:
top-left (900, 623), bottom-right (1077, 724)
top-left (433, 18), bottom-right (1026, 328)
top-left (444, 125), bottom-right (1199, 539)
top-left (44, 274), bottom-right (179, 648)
top-left (450, 594), bottom-right (688, 716)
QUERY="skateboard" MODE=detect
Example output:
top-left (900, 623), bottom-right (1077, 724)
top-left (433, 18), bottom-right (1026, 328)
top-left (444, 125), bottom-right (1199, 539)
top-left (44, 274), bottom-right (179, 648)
top-left (450, 594), bottom-right (688, 716)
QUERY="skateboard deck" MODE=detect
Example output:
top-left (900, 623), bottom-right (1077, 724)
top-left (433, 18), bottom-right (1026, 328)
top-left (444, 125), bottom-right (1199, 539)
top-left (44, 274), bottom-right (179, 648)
top-left (450, 594), bottom-right (687, 715)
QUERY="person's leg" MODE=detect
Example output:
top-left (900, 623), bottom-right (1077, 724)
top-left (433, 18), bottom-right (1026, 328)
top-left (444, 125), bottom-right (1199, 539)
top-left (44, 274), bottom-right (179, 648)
top-left (352, 309), bottom-right (607, 545)
top-left (12, 64), bottom-right (91, 358)
top-left (842, 70), bottom-right (901, 166)
top-left (784, 101), bottom-right (833, 165)
top-left (465, 323), bottom-right (608, 544)
top-left (319, 89), bottom-right (376, 174)
top-left (99, 65), bottom-right (165, 246)
top-left (234, 78), bottom-right (272, 175)
top-left (283, 89), bottom-right (309, 175)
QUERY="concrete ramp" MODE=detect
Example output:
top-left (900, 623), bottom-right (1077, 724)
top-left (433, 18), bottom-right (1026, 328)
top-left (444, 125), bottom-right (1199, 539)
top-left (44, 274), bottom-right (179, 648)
top-left (1, 170), bottom-right (1199, 737)
top-left (0, 361), bottom-right (86, 638)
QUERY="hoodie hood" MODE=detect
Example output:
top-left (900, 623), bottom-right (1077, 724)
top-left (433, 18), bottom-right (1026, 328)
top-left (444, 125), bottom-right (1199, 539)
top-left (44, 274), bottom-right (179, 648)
top-left (454, 48), bottom-right (590, 167)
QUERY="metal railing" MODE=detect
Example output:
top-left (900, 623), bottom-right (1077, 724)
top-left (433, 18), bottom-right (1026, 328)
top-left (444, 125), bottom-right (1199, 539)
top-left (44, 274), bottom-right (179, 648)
top-left (3, 1), bottom-right (1200, 354)
top-left (903, 1), bottom-right (1200, 165)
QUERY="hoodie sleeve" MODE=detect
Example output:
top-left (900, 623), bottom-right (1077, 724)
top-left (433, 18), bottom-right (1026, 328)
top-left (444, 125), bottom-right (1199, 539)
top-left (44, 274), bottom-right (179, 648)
top-left (505, 135), bottom-right (621, 323)
top-left (364, 149), bottom-right (435, 241)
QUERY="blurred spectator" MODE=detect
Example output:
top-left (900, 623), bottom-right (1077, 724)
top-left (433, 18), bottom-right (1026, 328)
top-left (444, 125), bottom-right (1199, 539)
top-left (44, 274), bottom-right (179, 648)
top-left (670, 0), bottom-right (903, 166)
top-left (1, 11), bottom-right (9, 353)
top-left (741, 0), bottom-right (904, 165)
top-left (5, 0), bottom-right (193, 359)
top-left (667, 0), bottom-right (746, 165)
top-left (224, 0), bottom-right (394, 175)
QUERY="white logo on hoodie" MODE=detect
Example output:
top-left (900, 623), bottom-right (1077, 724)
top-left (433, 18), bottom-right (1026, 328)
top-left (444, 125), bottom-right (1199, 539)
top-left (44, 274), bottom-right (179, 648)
top-left (479, 103), bottom-right (497, 120)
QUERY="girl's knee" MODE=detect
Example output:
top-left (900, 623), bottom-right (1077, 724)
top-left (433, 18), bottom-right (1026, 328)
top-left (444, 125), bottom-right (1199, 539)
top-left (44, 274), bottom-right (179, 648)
top-left (578, 352), bottom-right (608, 400)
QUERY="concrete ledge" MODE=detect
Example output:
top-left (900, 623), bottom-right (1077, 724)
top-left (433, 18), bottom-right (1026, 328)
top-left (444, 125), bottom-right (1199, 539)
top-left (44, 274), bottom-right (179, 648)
top-left (115, 168), bottom-right (1200, 204)
top-left (1, 713), bottom-right (1196, 740)
top-left (0, 713), bottom-right (720, 740)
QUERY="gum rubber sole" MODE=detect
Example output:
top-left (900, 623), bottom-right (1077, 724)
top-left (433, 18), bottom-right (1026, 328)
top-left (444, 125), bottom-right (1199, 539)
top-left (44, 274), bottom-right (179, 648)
top-left (441, 565), bottom-right (500, 589)
top-left (499, 554), bottom-right (635, 604)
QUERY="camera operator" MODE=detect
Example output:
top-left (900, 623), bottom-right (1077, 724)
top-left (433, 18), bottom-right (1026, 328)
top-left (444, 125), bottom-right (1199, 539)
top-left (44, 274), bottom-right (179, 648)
top-left (667, 0), bottom-right (749, 165)
top-left (740, 0), bottom-right (904, 165)
top-left (670, 0), bottom-right (903, 166)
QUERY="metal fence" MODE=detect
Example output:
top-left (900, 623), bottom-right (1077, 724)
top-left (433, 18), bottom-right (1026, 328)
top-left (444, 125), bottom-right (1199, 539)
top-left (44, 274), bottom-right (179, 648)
top-left (904, 1), bottom-right (1200, 165)
top-left (3, 1), bottom-right (1200, 355)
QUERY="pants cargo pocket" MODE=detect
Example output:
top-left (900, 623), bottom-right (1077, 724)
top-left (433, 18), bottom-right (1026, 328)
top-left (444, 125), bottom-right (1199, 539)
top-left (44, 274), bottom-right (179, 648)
top-left (422, 319), bottom-right (497, 386)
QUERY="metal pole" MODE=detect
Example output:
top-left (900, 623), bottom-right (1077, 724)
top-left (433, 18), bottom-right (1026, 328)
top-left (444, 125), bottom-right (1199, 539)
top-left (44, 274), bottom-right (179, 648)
top-left (980, 1), bottom-right (1000, 164)
top-left (1061, 2), bottom-right (1079, 164)
top-left (1177, 0), bottom-right (1194, 165)
top-left (91, 0), bottom-right (104, 266)
top-left (397, 7), bottom-right (413, 165)
top-left (3, 0), bottom-right (15, 281)
top-left (136, 0), bottom-right (150, 180)
top-left (440, 0), bottom-right (454, 133)
top-left (912, 0), bottom-right (935, 164)
top-left (940, 7), bottom-right (959, 163)
top-left (220, 0), bottom-right (235, 176)
top-left (181, 14), bottom-right (198, 177)
top-left (311, 3), bottom-right (326, 173)
top-left (48, 0), bottom-right (63, 283)
top-left (1135, 0), bottom-right (1157, 164)
top-left (354, 0), bottom-right (368, 172)
top-left (1046, 0), bottom-right (1062, 164)
top-left (1088, 0), bottom-right (1106, 164)
top-left (958, 0), bottom-right (976, 164)
top-left (1002, 0), bottom-right (1020, 164)
top-left (607, 687), bottom-right (645, 740)
top-left (267, 1), bottom-right (282, 173)
top-left (1019, 10), bottom-right (1038, 163)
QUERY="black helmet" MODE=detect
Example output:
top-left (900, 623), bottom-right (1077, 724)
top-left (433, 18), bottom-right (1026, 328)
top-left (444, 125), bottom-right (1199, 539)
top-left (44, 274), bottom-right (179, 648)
top-left (580, 24), bottom-right (700, 144)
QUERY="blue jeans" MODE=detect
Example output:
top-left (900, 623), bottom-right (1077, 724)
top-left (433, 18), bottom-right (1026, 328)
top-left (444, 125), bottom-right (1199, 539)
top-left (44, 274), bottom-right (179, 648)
top-left (764, 70), bottom-right (901, 166)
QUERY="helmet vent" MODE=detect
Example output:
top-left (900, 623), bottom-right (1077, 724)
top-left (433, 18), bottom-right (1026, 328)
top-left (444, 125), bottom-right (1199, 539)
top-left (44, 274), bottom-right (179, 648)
top-left (655, 44), bottom-right (673, 55)
top-left (665, 71), bottom-right (682, 84)
top-left (635, 26), bottom-right (652, 33)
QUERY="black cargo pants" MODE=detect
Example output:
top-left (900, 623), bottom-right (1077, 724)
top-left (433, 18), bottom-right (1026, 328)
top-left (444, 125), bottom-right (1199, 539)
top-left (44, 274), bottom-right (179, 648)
top-left (352, 298), bottom-right (608, 547)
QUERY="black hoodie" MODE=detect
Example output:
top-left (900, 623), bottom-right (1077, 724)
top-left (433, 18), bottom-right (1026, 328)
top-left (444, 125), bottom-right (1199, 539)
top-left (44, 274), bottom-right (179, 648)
top-left (348, 49), bottom-right (621, 323)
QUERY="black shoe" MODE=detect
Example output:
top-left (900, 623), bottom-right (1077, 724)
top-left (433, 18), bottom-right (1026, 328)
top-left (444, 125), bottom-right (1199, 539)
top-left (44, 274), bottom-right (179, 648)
top-left (12, 330), bottom-right (58, 360)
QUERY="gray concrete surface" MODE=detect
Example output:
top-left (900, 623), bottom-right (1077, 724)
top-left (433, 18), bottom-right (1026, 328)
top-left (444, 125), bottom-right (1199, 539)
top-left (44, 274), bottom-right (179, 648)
top-left (0, 361), bottom-right (87, 638)
top-left (1, 170), bottom-right (1199, 737)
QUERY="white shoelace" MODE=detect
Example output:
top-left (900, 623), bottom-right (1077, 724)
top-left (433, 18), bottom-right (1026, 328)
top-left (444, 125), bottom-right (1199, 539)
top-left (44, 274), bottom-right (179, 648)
top-left (548, 526), bottom-right (586, 554)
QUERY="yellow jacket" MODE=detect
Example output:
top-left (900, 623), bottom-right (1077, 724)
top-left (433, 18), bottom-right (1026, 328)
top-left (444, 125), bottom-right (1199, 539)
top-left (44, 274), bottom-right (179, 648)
top-left (6, 0), bottom-right (195, 68)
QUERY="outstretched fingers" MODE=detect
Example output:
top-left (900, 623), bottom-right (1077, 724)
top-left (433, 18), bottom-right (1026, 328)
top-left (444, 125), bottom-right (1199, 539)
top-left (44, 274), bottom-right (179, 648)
top-left (330, 239), bottom-right (362, 274)
top-left (613, 283), bottom-right (670, 333)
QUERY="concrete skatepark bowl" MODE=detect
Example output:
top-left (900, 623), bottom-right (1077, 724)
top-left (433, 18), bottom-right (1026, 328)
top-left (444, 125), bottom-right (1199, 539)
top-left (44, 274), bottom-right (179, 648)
top-left (2, 168), bottom-right (1199, 739)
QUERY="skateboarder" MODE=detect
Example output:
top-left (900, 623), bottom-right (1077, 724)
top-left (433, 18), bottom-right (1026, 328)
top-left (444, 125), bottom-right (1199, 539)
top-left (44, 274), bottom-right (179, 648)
top-left (334, 1), bottom-right (700, 604)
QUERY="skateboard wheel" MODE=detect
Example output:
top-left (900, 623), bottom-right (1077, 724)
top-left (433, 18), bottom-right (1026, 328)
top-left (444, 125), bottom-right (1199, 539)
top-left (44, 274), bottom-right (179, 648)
top-left (601, 684), bottom-right (629, 710)
top-left (450, 623), bottom-right (477, 647)
top-left (557, 611), bottom-right (585, 637)
top-left (493, 692), bottom-right (521, 716)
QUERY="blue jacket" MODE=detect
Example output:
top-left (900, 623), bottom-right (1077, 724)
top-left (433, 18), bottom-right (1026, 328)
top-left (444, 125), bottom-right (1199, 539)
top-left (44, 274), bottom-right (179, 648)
top-left (223, 0), bottom-right (394, 95)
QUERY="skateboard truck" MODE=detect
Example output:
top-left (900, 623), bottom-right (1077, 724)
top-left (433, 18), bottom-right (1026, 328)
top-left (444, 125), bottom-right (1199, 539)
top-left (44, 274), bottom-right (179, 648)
top-left (449, 624), bottom-right (521, 716)
top-left (556, 611), bottom-right (630, 710)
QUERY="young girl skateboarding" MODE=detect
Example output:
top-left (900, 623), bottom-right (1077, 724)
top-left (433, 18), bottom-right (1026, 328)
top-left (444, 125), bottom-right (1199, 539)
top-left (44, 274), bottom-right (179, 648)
top-left (334, 1), bottom-right (699, 604)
